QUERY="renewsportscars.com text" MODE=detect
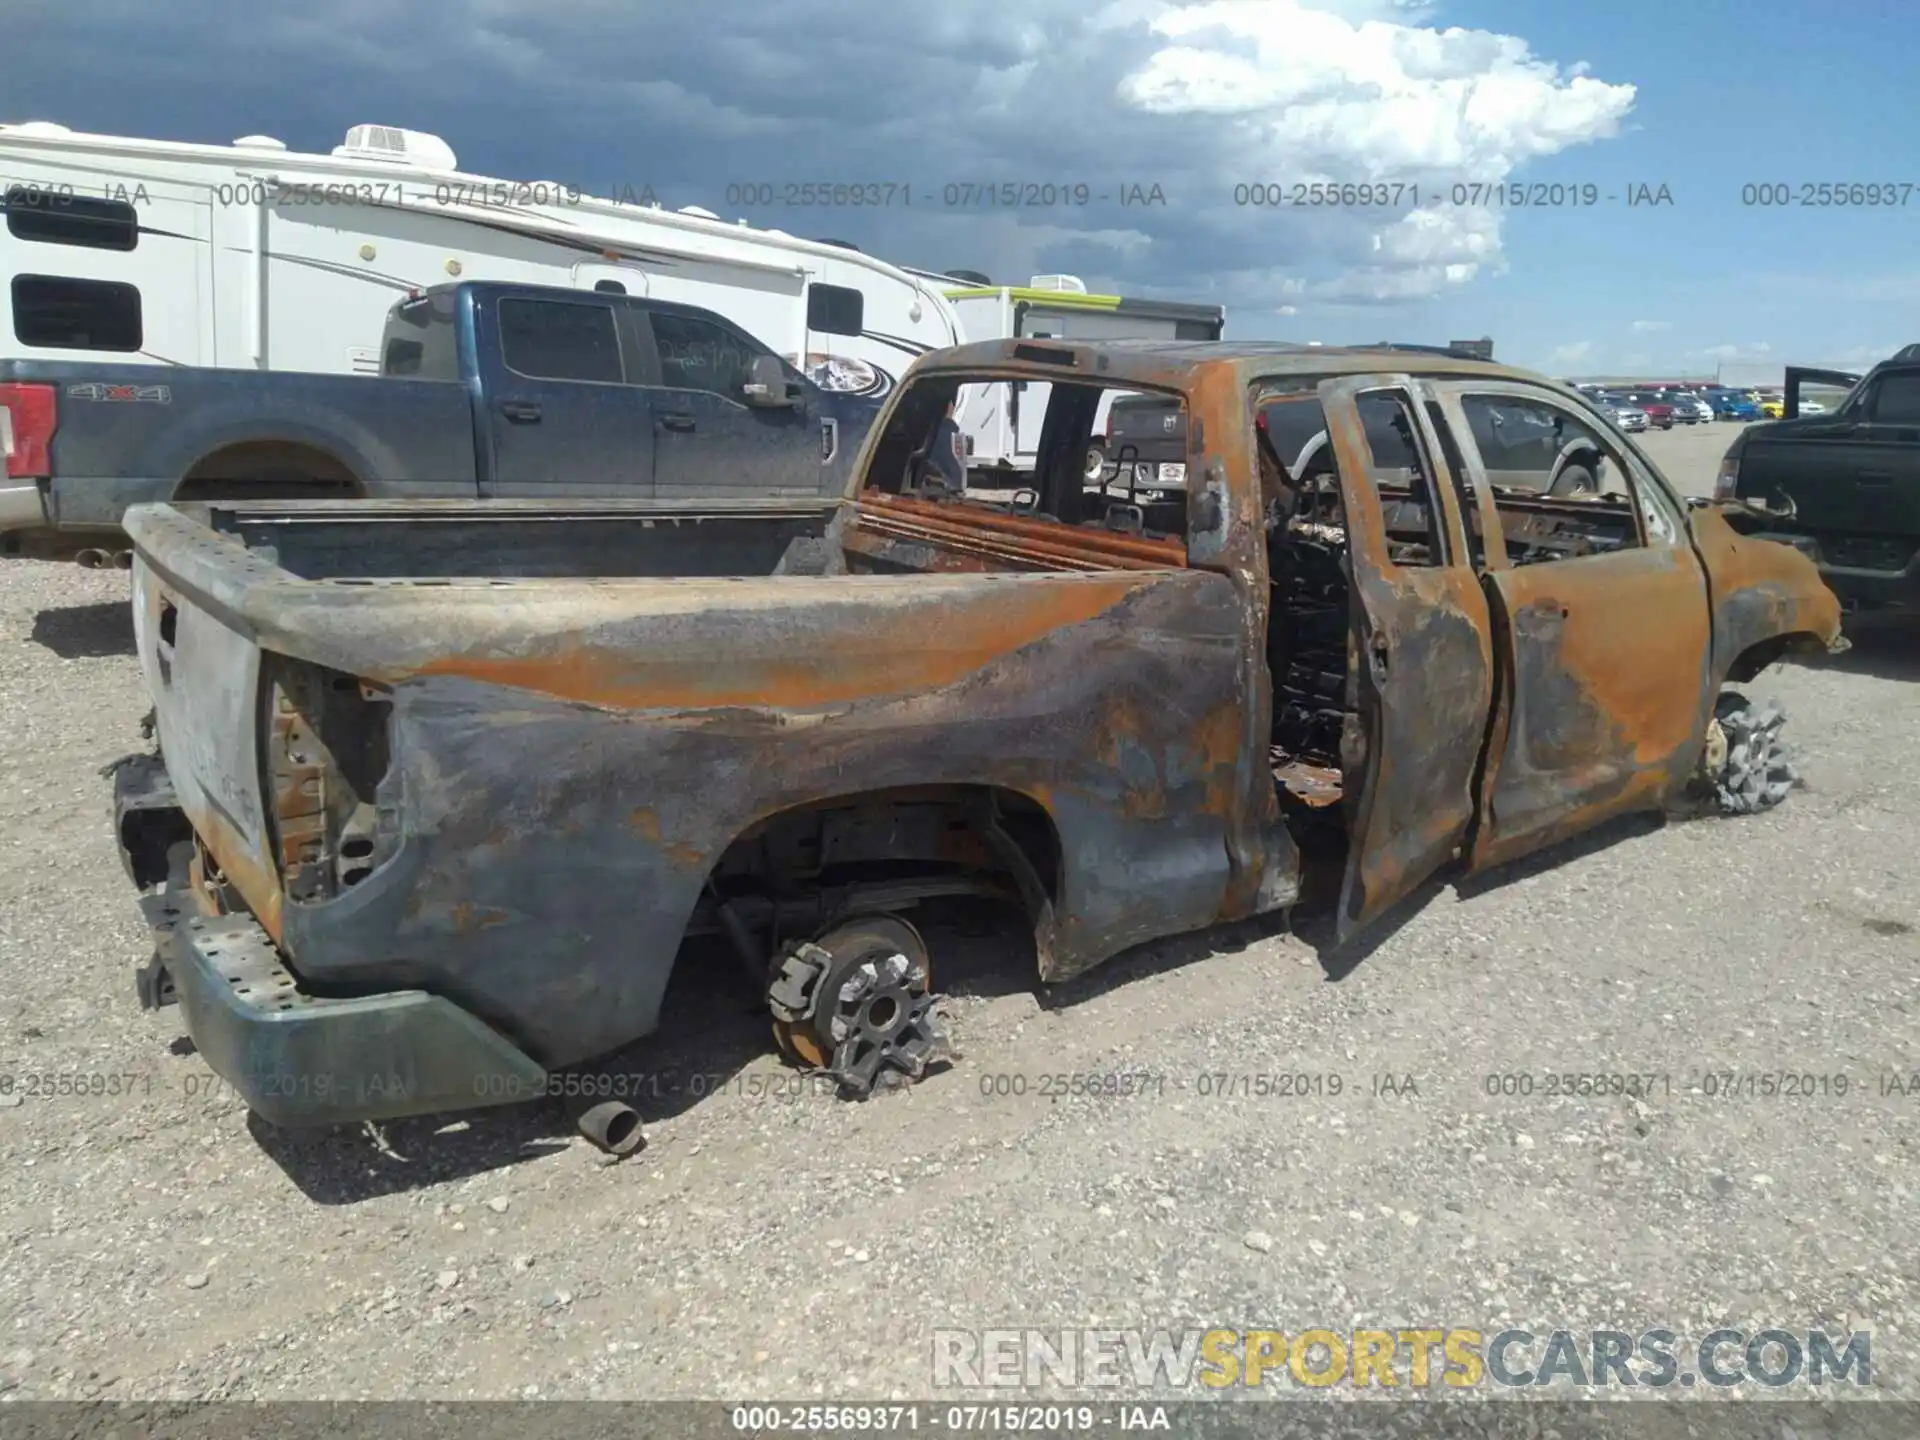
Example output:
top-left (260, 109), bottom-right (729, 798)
top-left (932, 1327), bottom-right (1871, 1390)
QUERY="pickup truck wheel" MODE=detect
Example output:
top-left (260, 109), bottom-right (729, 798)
top-left (1550, 463), bottom-right (1598, 497)
top-left (1702, 691), bottom-right (1797, 815)
top-left (764, 914), bottom-right (952, 1098)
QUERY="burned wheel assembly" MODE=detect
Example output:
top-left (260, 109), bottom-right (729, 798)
top-left (765, 915), bottom-right (953, 1097)
top-left (1700, 690), bottom-right (1797, 815)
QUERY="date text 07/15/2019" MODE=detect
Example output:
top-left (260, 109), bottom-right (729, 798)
top-left (721, 181), bottom-right (1167, 208)
top-left (1232, 181), bottom-right (1674, 208)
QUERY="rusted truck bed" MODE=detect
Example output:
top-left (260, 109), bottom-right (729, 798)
top-left (114, 339), bottom-right (1845, 1145)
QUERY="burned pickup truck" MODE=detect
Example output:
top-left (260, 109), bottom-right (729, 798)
top-left (113, 339), bottom-right (1844, 1149)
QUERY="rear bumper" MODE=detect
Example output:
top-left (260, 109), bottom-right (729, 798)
top-left (143, 904), bottom-right (547, 1127)
top-left (1823, 565), bottom-right (1920, 611)
top-left (116, 764), bottom-right (548, 1128)
top-left (1748, 530), bottom-right (1920, 612)
top-left (0, 480), bottom-right (49, 534)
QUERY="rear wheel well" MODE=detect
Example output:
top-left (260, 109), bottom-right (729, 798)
top-left (700, 784), bottom-right (1061, 954)
top-left (1725, 631), bottom-right (1828, 685)
top-left (176, 441), bottom-right (363, 501)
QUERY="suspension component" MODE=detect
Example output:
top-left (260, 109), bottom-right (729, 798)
top-left (766, 914), bottom-right (952, 1097)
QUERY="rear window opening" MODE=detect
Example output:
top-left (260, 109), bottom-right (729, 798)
top-left (860, 371), bottom-right (1195, 548)
top-left (381, 290), bottom-right (461, 380)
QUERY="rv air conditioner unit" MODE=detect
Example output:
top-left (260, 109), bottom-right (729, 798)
top-left (331, 126), bottom-right (458, 171)
top-left (1028, 275), bottom-right (1088, 293)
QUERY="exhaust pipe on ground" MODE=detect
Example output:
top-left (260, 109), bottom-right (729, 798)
top-left (110, 549), bottom-right (134, 570)
top-left (571, 1097), bottom-right (646, 1158)
top-left (74, 548), bottom-right (108, 569)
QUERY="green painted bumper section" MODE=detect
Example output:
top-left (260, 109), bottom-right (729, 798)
top-left (146, 899), bottom-right (548, 1128)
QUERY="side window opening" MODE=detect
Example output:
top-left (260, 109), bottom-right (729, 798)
top-left (649, 310), bottom-right (766, 399)
top-left (1867, 370), bottom-right (1920, 424)
top-left (5, 187), bottom-right (139, 251)
top-left (1454, 391), bottom-right (1646, 564)
top-left (1354, 390), bottom-right (1445, 566)
top-left (1252, 388), bottom-right (1444, 568)
top-left (806, 283), bottom-right (864, 338)
top-left (497, 298), bottom-right (624, 384)
top-left (1425, 398), bottom-right (1484, 569)
top-left (11, 274), bottom-right (143, 351)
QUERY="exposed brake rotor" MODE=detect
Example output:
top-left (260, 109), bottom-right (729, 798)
top-left (766, 916), bottom-right (952, 1097)
top-left (1700, 717), bottom-right (1729, 777)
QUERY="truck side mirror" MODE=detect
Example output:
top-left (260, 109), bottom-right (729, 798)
top-left (743, 354), bottom-right (799, 408)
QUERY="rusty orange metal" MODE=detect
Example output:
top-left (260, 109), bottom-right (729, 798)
top-left (411, 572), bottom-right (1163, 712)
top-left (115, 335), bottom-right (1849, 1090)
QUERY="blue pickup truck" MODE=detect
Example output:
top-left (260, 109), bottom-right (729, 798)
top-left (0, 280), bottom-right (875, 560)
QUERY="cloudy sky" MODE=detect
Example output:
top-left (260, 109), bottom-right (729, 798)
top-left (11, 0), bottom-right (1915, 375)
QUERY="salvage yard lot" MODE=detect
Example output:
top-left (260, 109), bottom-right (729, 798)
top-left (1, 433), bottom-right (1916, 1404)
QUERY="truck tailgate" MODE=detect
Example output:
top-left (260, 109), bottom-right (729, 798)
top-left (131, 541), bottom-right (286, 935)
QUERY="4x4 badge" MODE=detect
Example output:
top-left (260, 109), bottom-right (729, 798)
top-left (66, 383), bottom-right (171, 403)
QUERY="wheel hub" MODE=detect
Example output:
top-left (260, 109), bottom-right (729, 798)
top-left (1700, 717), bottom-right (1728, 778)
top-left (1710, 699), bottom-right (1795, 813)
top-left (766, 923), bottom-right (951, 1097)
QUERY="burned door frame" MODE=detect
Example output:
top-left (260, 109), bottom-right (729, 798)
top-left (1307, 375), bottom-right (1496, 940)
top-left (1426, 379), bottom-right (1716, 874)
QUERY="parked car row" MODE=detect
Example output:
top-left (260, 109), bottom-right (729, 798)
top-left (1570, 381), bottom-right (1791, 429)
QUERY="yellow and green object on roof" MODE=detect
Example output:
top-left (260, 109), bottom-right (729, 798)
top-left (943, 286), bottom-right (1224, 329)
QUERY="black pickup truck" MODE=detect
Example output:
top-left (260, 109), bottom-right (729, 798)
top-left (0, 280), bottom-right (874, 560)
top-left (1716, 349), bottom-right (1919, 612)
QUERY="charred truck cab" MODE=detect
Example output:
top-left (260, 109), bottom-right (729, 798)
top-left (114, 341), bottom-right (1844, 1148)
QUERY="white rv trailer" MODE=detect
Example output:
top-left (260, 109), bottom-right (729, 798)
top-left (904, 270), bottom-right (1225, 476)
top-left (0, 121), bottom-right (963, 399)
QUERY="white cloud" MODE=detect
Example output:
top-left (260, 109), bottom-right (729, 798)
top-left (1630, 319), bottom-right (1670, 332)
top-left (13, 0), bottom-right (1637, 312)
top-left (1690, 342), bottom-right (1774, 361)
top-left (1545, 340), bottom-right (1597, 369)
top-left (1817, 343), bottom-right (1901, 369)
top-left (1114, 0), bottom-right (1635, 299)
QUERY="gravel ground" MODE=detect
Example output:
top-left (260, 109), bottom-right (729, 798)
top-left (1, 448), bottom-right (1916, 1413)
top-left (1627, 418), bottom-right (1752, 496)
